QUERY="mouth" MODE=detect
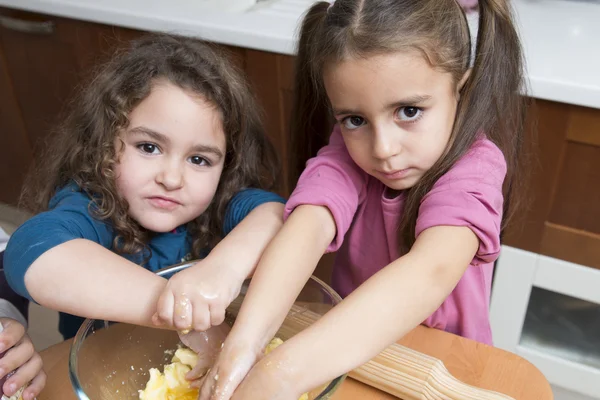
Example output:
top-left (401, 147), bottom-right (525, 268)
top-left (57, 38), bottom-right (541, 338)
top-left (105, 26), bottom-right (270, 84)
top-left (147, 196), bottom-right (182, 210)
top-left (378, 168), bottom-right (412, 180)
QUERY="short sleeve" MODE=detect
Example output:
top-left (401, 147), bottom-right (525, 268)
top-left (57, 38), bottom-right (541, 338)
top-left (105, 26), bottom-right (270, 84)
top-left (284, 126), bottom-right (368, 252)
top-left (223, 188), bottom-right (286, 236)
top-left (415, 139), bottom-right (506, 265)
top-left (4, 187), bottom-right (113, 300)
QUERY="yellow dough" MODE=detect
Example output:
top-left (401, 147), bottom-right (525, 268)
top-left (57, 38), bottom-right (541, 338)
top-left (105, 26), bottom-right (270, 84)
top-left (2, 386), bottom-right (25, 400)
top-left (139, 338), bottom-right (308, 400)
top-left (138, 348), bottom-right (198, 400)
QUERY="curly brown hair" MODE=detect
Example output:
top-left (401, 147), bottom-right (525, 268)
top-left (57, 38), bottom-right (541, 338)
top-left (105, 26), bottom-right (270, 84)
top-left (21, 33), bottom-right (279, 259)
top-left (291, 0), bottom-right (529, 254)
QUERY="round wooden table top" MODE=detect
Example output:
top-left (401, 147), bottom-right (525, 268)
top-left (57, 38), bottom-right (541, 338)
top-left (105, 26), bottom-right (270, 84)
top-left (38, 325), bottom-right (552, 400)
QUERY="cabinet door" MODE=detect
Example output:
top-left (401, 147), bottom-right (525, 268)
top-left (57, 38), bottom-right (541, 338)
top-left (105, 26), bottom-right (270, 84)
top-left (0, 8), bottom-right (142, 153)
top-left (0, 39), bottom-right (32, 205)
top-left (503, 100), bottom-right (600, 270)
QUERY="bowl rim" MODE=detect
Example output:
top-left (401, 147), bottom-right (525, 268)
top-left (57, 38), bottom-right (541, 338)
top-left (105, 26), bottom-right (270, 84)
top-left (68, 260), bottom-right (346, 399)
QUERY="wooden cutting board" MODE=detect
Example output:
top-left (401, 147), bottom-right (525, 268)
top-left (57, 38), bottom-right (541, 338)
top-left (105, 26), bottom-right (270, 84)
top-left (38, 325), bottom-right (552, 400)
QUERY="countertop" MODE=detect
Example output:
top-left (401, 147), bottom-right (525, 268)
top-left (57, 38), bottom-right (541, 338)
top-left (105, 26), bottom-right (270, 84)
top-left (38, 324), bottom-right (553, 400)
top-left (0, 0), bottom-right (599, 109)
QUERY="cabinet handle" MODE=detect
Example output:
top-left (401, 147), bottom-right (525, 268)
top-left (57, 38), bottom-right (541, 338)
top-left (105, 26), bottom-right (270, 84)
top-left (0, 15), bottom-right (55, 35)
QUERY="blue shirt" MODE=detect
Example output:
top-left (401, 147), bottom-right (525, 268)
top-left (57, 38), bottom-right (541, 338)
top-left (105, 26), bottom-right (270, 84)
top-left (4, 185), bottom-right (284, 338)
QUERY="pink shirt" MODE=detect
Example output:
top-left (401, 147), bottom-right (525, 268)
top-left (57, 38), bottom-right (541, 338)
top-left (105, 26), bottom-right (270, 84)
top-left (284, 126), bottom-right (506, 344)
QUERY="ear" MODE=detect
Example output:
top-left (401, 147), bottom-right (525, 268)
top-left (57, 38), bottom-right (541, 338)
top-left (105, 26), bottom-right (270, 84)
top-left (457, 69), bottom-right (472, 98)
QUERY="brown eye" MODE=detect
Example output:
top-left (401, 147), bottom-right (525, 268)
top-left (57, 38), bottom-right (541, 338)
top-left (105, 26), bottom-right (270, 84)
top-left (137, 143), bottom-right (160, 154)
top-left (397, 107), bottom-right (422, 122)
top-left (342, 115), bottom-right (366, 130)
top-left (189, 155), bottom-right (210, 166)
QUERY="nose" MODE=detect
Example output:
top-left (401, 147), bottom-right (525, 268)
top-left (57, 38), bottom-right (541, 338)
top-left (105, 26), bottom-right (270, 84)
top-left (156, 159), bottom-right (184, 190)
top-left (372, 126), bottom-right (401, 161)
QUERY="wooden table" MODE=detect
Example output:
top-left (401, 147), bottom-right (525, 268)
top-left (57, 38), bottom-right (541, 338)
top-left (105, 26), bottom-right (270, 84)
top-left (39, 325), bottom-right (553, 399)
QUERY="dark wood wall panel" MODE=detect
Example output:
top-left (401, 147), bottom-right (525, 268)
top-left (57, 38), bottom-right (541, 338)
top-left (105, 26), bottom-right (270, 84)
top-left (0, 39), bottom-right (33, 205)
top-left (548, 142), bottom-right (600, 234)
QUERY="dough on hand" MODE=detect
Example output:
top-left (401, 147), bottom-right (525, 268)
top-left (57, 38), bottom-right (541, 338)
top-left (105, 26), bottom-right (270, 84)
top-left (139, 339), bottom-right (309, 400)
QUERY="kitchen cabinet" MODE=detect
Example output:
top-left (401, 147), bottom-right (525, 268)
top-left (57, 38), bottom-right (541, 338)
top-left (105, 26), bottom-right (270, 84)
top-left (0, 7), bottom-right (141, 154)
top-left (0, 34), bottom-right (32, 205)
top-left (491, 100), bottom-right (600, 399)
top-left (503, 99), bottom-right (600, 270)
top-left (0, 7), bottom-right (144, 205)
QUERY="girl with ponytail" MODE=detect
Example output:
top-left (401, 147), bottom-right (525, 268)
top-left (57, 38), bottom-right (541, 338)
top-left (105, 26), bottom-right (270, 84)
top-left (197, 1), bottom-right (527, 398)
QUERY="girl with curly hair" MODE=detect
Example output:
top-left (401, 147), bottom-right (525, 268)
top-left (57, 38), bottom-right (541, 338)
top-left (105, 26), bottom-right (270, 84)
top-left (4, 33), bottom-right (285, 340)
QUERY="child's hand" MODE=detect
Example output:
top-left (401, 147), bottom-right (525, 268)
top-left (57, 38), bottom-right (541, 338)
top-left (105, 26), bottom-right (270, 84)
top-left (177, 324), bottom-right (230, 379)
top-left (231, 355), bottom-right (301, 400)
top-left (197, 340), bottom-right (300, 400)
top-left (154, 260), bottom-right (246, 332)
top-left (0, 318), bottom-right (46, 400)
top-left (196, 336), bottom-right (262, 400)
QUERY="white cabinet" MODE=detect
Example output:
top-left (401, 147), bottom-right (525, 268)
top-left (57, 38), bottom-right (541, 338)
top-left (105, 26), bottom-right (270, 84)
top-left (491, 246), bottom-right (600, 399)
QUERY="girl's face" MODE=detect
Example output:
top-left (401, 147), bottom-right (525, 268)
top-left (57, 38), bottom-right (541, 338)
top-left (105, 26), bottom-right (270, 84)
top-left (114, 81), bottom-right (226, 233)
top-left (323, 52), bottom-right (462, 191)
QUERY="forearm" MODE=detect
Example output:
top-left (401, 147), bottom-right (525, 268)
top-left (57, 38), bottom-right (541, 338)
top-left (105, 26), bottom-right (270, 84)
top-left (208, 202), bottom-right (284, 279)
top-left (24, 239), bottom-right (167, 327)
top-left (273, 226), bottom-right (477, 393)
top-left (230, 205), bottom-right (336, 349)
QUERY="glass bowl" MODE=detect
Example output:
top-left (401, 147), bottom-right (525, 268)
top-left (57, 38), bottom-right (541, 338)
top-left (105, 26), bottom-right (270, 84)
top-left (69, 261), bottom-right (345, 399)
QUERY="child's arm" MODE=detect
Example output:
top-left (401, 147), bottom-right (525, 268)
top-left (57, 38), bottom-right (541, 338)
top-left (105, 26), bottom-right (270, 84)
top-left (154, 200), bottom-right (284, 332)
top-left (196, 204), bottom-right (337, 399)
top-left (198, 206), bottom-right (478, 400)
top-left (231, 224), bottom-right (478, 399)
top-left (22, 240), bottom-right (167, 328)
top-left (4, 188), bottom-right (168, 328)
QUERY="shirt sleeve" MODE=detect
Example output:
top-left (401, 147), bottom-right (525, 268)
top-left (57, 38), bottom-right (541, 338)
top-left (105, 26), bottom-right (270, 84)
top-left (4, 187), bottom-right (113, 300)
top-left (284, 125), bottom-right (368, 252)
top-left (0, 251), bottom-right (29, 327)
top-left (415, 139), bottom-right (506, 265)
top-left (223, 188), bottom-right (286, 236)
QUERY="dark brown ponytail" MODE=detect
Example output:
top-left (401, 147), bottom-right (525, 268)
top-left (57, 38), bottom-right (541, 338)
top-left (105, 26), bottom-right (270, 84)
top-left (288, 2), bottom-right (335, 187)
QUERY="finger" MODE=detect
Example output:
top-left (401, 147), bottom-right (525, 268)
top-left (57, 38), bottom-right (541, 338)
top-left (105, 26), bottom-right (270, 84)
top-left (173, 293), bottom-right (192, 331)
top-left (186, 353), bottom-right (212, 380)
top-left (21, 370), bottom-right (46, 400)
top-left (0, 338), bottom-right (34, 379)
top-left (4, 353), bottom-right (42, 396)
top-left (0, 319), bottom-right (25, 353)
top-left (156, 290), bottom-right (175, 327)
top-left (198, 368), bottom-right (216, 400)
top-left (192, 302), bottom-right (211, 332)
top-left (189, 370), bottom-right (208, 387)
top-left (209, 302), bottom-right (226, 327)
top-left (211, 369), bottom-right (241, 400)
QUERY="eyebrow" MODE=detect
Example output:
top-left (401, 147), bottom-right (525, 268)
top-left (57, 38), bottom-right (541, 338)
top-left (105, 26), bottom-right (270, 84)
top-left (333, 95), bottom-right (432, 116)
top-left (129, 126), bottom-right (225, 159)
